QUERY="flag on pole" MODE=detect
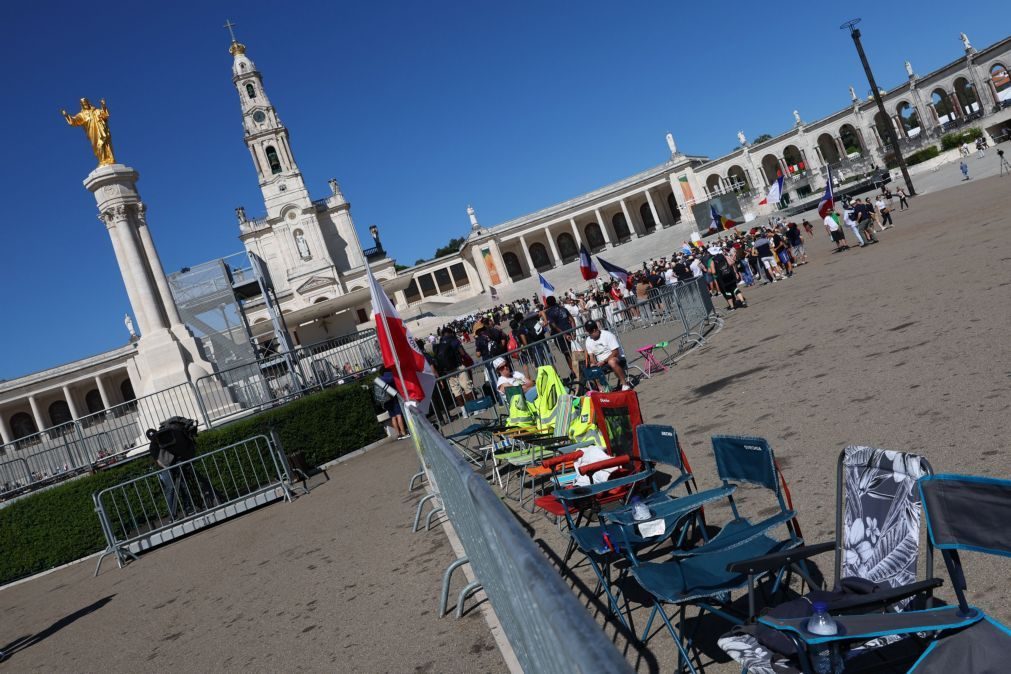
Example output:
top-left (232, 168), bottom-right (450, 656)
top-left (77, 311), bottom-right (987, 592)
top-left (817, 167), bottom-right (835, 218)
top-left (578, 244), bottom-right (598, 280)
top-left (537, 273), bottom-right (555, 302)
top-left (596, 257), bottom-right (629, 284)
top-left (709, 204), bottom-right (737, 231)
top-left (365, 266), bottom-right (435, 413)
top-left (759, 174), bottom-right (784, 206)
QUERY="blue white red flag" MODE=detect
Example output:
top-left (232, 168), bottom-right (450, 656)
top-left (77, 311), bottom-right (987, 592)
top-left (818, 168), bottom-right (835, 218)
top-left (759, 175), bottom-right (784, 206)
top-left (596, 257), bottom-right (629, 284)
top-left (578, 244), bottom-right (598, 280)
top-left (537, 273), bottom-right (555, 302)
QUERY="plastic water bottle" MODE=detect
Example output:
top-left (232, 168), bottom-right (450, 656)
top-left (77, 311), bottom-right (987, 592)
top-left (631, 496), bottom-right (651, 521)
top-left (806, 602), bottom-right (838, 674)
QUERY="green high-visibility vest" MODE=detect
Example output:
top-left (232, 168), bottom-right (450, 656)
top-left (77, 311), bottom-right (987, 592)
top-left (533, 365), bottom-right (567, 431)
top-left (567, 395), bottom-right (604, 446)
top-left (506, 393), bottom-right (535, 428)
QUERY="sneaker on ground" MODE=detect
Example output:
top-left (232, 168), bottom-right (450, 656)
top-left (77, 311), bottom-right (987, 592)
top-left (621, 384), bottom-right (632, 391)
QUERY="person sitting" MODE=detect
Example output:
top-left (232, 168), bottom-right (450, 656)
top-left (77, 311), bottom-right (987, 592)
top-left (583, 320), bottom-right (631, 391)
top-left (493, 357), bottom-right (537, 402)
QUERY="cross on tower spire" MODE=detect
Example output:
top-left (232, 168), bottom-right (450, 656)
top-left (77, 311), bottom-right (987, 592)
top-left (224, 19), bottom-right (238, 43)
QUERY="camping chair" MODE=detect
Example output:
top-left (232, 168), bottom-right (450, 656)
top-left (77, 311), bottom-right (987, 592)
top-left (736, 473), bottom-right (1011, 674)
top-left (444, 396), bottom-right (505, 468)
top-left (719, 445), bottom-right (941, 673)
top-left (629, 435), bottom-right (809, 673)
top-left (494, 393), bottom-right (579, 499)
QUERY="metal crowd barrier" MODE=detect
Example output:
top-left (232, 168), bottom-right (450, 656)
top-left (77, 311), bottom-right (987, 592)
top-left (406, 406), bottom-right (632, 673)
top-left (92, 434), bottom-right (295, 575)
top-left (0, 457), bottom-right (33, 500)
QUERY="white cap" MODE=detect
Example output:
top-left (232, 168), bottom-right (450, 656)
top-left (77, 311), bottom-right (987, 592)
top-left (492, 357), bottom-right (507, 369)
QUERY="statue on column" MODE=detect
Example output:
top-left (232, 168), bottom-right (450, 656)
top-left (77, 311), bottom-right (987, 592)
top-left (849, 85), bottom-right (858, 102)
top-left (905, 60), bottom-right (914, 78)
top-left (235, 206), bottom-right (247, 224)
top-left (737, 130), bottom-right (747, 146)
top-left (295, 230), bottom-right (311, 259)
top-left (124, 313), bottom-right (137, 341)
top-left (666, 132), bottom-right (678, 156)
top-left (62, 98), bottom-right (116, 166)
top-left (793, 110), bottom-right (802, 126)
top-left (960, 32), bottom-right (972, 51)
top-left (328, 178), bottom-right (342, 196)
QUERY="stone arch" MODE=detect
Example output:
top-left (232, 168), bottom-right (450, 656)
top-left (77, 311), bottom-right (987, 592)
top-left (264, 145), bottom-right (282, 174)
top-left (638, 203), bottom-right (657, 232)
top-left (245, 83), bottom-right (256, 99)
top-left (896, 101), bottom-right (921, 137)
top-left (990, 62), bottom-right (1010, 102)
top-left (954, 77), bottom-right (979, 115)
top-left (584, 222), bottom-right (606, 251)
top-left (313, 296), bottom-right (330, 303)
top-left (873, 111), bottom-right (894, 148)
top-left (726, 165), bottom-right (750, 192)
top-left (85, 389), bottom-right (104, 415)
top-left (931, 88), bottom-right (955, 124)
top-left (817, 133), bottom-right (841, 164)
top-left (48, 400), bottom-right (72, 427)
top-left (666, 193), bottom-right (681, 224)
top-left (782, 145), bottom-right (804, 173)
top-left (502, 251), bottom-right (524, 280)
top-left (610, 212), bottom-right (631, 242)
top-left (705, 174), bottom-right (722, 195)
top-left (556, 232), bottom-right (578, 261)
top-left (839, 124), bottom-right (863, 155)
top-left (120, 379), bottom-right (136, 403)
top-left (9, 412), bottom-right (37, 440)
top-left (528, 242), bottom-right (551, 271)
top-left (760, 153), bottom-right (781, 184)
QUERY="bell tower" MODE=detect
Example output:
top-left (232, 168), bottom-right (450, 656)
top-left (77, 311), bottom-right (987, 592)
top-left (227, 22), bottom-right (310, 218)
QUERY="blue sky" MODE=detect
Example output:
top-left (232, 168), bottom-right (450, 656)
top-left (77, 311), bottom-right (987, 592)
top-left (0, 0), bottom-right (1003, 380)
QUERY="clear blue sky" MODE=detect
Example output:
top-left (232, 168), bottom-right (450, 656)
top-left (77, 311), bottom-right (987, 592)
top-left (0, 0), bottom-right (1003, 380)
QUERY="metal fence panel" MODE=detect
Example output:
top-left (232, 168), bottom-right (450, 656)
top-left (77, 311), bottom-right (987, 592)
top-left (92, 434), bottom-right (293, 574)
top-left (407, 407), bottom-right (632, 673)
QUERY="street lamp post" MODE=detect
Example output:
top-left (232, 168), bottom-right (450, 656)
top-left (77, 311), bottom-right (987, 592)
top-left (842, 18), bottom-right (916, 196)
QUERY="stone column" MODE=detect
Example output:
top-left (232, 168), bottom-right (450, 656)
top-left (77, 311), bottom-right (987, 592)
top-left (949, 92), bottom-right (963, 118)
top-left (0, 414), bottom-right (11, 445)
top-left (135, 203), bottom-right (184, 327)
top-left (62, 386), bottom-right (80, 421)
top-left (644, 190), bottom-right (662, 228)
top-left (569, 218), bottom-right (583, 248)
top-left (619, 199), bottom-right (639, 238)
top-left (594, 209), bottom-right (613, 247)
top-left (100, 210), bottom-right (152, 335)
top-left (835, 137), bottom-right (847, 157)
top-left (108, 204), bottom-right (168, 332)
top-left (544, 229), bottom-right (562, 266)
top-left (28, 395), bottom-right (45, 432)
top-left (519, 235), bottom-right (536, 275)
top-left (95, 375), bottom-right (113, 410)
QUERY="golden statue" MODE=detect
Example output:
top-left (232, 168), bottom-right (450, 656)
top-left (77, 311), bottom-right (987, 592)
top-left (62, 98), bottom-right (116, 166)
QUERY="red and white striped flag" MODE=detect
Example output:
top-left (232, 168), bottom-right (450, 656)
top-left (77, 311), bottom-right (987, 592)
top-left (365, 266), bottom-right (435, 413)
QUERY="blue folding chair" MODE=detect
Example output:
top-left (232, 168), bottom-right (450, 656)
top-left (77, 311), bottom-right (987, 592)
top-left (629, 435), bottom-right (810, 673)
top-left (444, 397), bottom-right (504, 467)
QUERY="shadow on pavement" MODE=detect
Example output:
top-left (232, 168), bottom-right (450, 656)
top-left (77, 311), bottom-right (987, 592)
top-left (1, 595), bottom-right (115, 660)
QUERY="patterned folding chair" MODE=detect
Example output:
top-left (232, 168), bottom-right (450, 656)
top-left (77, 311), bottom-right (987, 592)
top-left (719, 446), bottom-right (940, 673)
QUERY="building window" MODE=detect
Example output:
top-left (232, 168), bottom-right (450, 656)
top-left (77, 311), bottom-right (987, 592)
top-left (356, 308), bottom-right (368, 324)
top-left (49, 400), bottom-right (73, 427)
top-left (265, 146), bottom-right (282, 174)
top-left (245, 83), bottom-right (256, 99)
top-left (85, 389), bottom-right (104, 415)
top-left (450, 262), bottom-right (469, 288)
top-left (9, 412), bottom-right (37, 440)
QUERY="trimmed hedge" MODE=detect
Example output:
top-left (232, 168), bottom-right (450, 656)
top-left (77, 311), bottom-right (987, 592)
top-left (940, 127), bottom-right (983, 151)
top-left (0, 383), bottom-right (382, 585)
top-left (906, 145), bottom-right (941, 166)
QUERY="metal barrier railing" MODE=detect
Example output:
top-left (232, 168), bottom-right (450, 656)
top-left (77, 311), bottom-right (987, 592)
top-left (0, 457), bottom-right (32, 500)
top-left (293, 329), bottom-right (381, 388)
top-left (92, 434), bottom-right (294, 575)
top-left (405, 406), bottom-right (632, 673)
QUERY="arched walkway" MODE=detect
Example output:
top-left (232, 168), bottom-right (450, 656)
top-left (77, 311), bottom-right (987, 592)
top-left (839, 124), bottom-right (863, 156)
top-left (611, 212), bottom-right (631, 242)
top-left (990, 63), bottom-right (1010, 103)
top-left (120, 379), bottom-right (136, 403)
top-left (705, 174), bottom-right (722, 196)
top-left (502, 251), bottom-right (524, 281)
top-left (954, 77), bottom-right (979, 115)
top-left (528, 242), bottom-right (552, 271)
top-left (85, 389), bottom-right (104, 415)
top-left (557, 232), bottom-right (578, 262)
top-left (931, 88), bottom-right (956, 124)
top-left (874, 111), bottom-right (894, 148)
top-left (9, 412), bottom-right (37, 440)
top-left (782, 145), bottom-right (804, 174)
top-left (726, 165), bottom-right (750, 192)
top-left (760, 154), bottom-right (781, 184)
top-left (817, 133), bottom-right (841, 164)
top-left (584, 222), bottom-right (606, 251)
top-left (638, 203), bottom-right (657, 232)
top-left (666, 193), bottom-right (681, 224)
top-left (49, 400), bottom-right (72, 427)
top-left (897, 102), bottom-right (921, 137)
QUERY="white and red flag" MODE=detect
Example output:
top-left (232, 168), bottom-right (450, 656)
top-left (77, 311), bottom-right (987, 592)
top-left (578, 244), bottom-right (598, 280)
top-left (365, 266), bottom-right (435, 413)
top-left (817, 167), bottom-right (835, 218)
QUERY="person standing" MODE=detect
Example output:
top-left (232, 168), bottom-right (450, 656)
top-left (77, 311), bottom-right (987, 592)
top-left (843, 206), bottom-right (866, 247)
top-left (541, 295), bottom-right (575, 377)
top-left (875, 194), bottom-right (893, 228)
top-left (753, 230), bottom-right (781, 281)
top-left (960, 160), bottom-right (970, 181)
top-left (708, 249), bottom-right (747, 311)
top-left (786, 222), bottom-right (808, 265)
top-left (434, 327), bottom-right (474, 409)
top-left (824, 211), bottom-right (849, 251)
top-left (896, 187), bottom-right (910, 210)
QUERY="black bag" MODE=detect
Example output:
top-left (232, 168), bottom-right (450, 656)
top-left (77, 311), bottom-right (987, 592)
top-left (712, 253), bottom-right (732, 279)
top-left (434, 339), bottom-right (460, 372)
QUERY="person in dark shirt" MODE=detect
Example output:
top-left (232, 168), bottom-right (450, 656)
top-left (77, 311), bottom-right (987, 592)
top-left (753, 232), bottom-right (779, 283)
top-left (772, 230), bottom-right (794, 277)
top-left (540, 295), bottom-right (575, 376)
top-left (673, 259), bottom-right (692, 281)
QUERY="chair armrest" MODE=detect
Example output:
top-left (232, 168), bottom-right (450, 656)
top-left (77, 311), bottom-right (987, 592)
top-left (542, 450), bottom-right (583, 469)
top-left (758, 605), bottom-right (982, 645)
top-left (726, 540), bottom-right (835, 574)
top-left (553, 467), bottom-right (656, 502)
top-left (827, 578), bottom-right (944, 613)
top-left (579, 455), bottom-right (631, 476)
top-left (604, 485), bottom-right (735, 526)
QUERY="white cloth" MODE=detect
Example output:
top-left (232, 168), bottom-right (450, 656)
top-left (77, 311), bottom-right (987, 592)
top-left (573, 445), bottom-right (616, 486)
top-left (824, 215), bottom-right (839, 231)
top-left (690, 259), bottom-right (704, 277)
top-left (585, 329), bottom-right (623, 362)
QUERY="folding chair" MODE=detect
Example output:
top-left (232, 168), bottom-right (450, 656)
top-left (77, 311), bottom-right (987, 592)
top-left (738, 473), bottom-right (1011, 673)
top-left (629, 435), bottom-right (809, 673)
top-left (719, 445), bottom-right (940, 673)
top-left (444, 397), bottom-right (504, 468)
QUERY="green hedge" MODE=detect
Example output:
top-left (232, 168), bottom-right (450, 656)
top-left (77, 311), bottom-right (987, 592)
top-left (941, 127), bottom-right (983, 150)
top-left (0, 384), bottom-right (382, 585)
top-left (906, 145), bottom-right (941, 166)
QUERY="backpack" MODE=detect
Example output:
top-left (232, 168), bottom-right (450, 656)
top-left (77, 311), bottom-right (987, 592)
top-left (506, 333), bottom-right (519, 351)
top-left (712, 253), bottom-right (732, 279)
top-left (434, 339), bottom-right (460, 372)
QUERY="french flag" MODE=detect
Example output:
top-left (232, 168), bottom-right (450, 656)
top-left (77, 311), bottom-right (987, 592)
top-left (597, 256), bottom-right (629, 284)
top-left (817, 167), bottom-right (835, 218)
top-left (759, 174), bottom-right (784, 206)
top-left (366, 266), bottom-right (435, 413)
top-left (537, 273), bottom-right (555, 302)
top-left (578, 244), bottom-right (598, 280)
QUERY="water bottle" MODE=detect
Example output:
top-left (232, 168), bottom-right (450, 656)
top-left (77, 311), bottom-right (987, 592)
top-left (631, 496), bottom-right (651, 521)
top-left (806, 602), bottom-right (838, 674)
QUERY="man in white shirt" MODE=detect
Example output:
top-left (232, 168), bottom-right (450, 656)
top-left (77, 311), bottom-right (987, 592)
top-left (842, 208), bottom-right (865, 246)
top-left (823, 212), bottom-right (849, 251)
top-left (583, 320), bottom-right (631, 390)
top-left (689, 257), bottom-right (704, 278)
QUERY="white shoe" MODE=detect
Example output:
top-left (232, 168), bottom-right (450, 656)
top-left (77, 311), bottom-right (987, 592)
top-left (621, 384), bottom-right (632, 391)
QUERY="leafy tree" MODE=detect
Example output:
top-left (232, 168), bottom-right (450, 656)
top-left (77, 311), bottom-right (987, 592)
top-left (753, 133), bottom-right (773, 144)
top-left (433, 237), bottom-right (466, 258)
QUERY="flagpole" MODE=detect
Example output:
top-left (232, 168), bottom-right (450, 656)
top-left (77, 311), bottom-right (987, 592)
top-left (368, 268), bottom-right (410, 405)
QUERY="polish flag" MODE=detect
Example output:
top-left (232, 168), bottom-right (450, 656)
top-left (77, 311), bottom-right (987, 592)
top-left (366, 266), bottom-right (435, 413)
top-left (578, 244), bottom-right (598, 280)
top-left (759, 175), bottom-right (784, 206)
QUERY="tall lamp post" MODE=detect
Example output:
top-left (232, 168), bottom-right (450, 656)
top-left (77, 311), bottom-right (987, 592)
top-left (842, 18), bottom-right (916, 196)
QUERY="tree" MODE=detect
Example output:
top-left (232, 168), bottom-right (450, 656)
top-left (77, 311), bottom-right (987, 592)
top-left (432, 237), bottom-right (466, 259)
top-left (753, 133), bottom-right (773, 144)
